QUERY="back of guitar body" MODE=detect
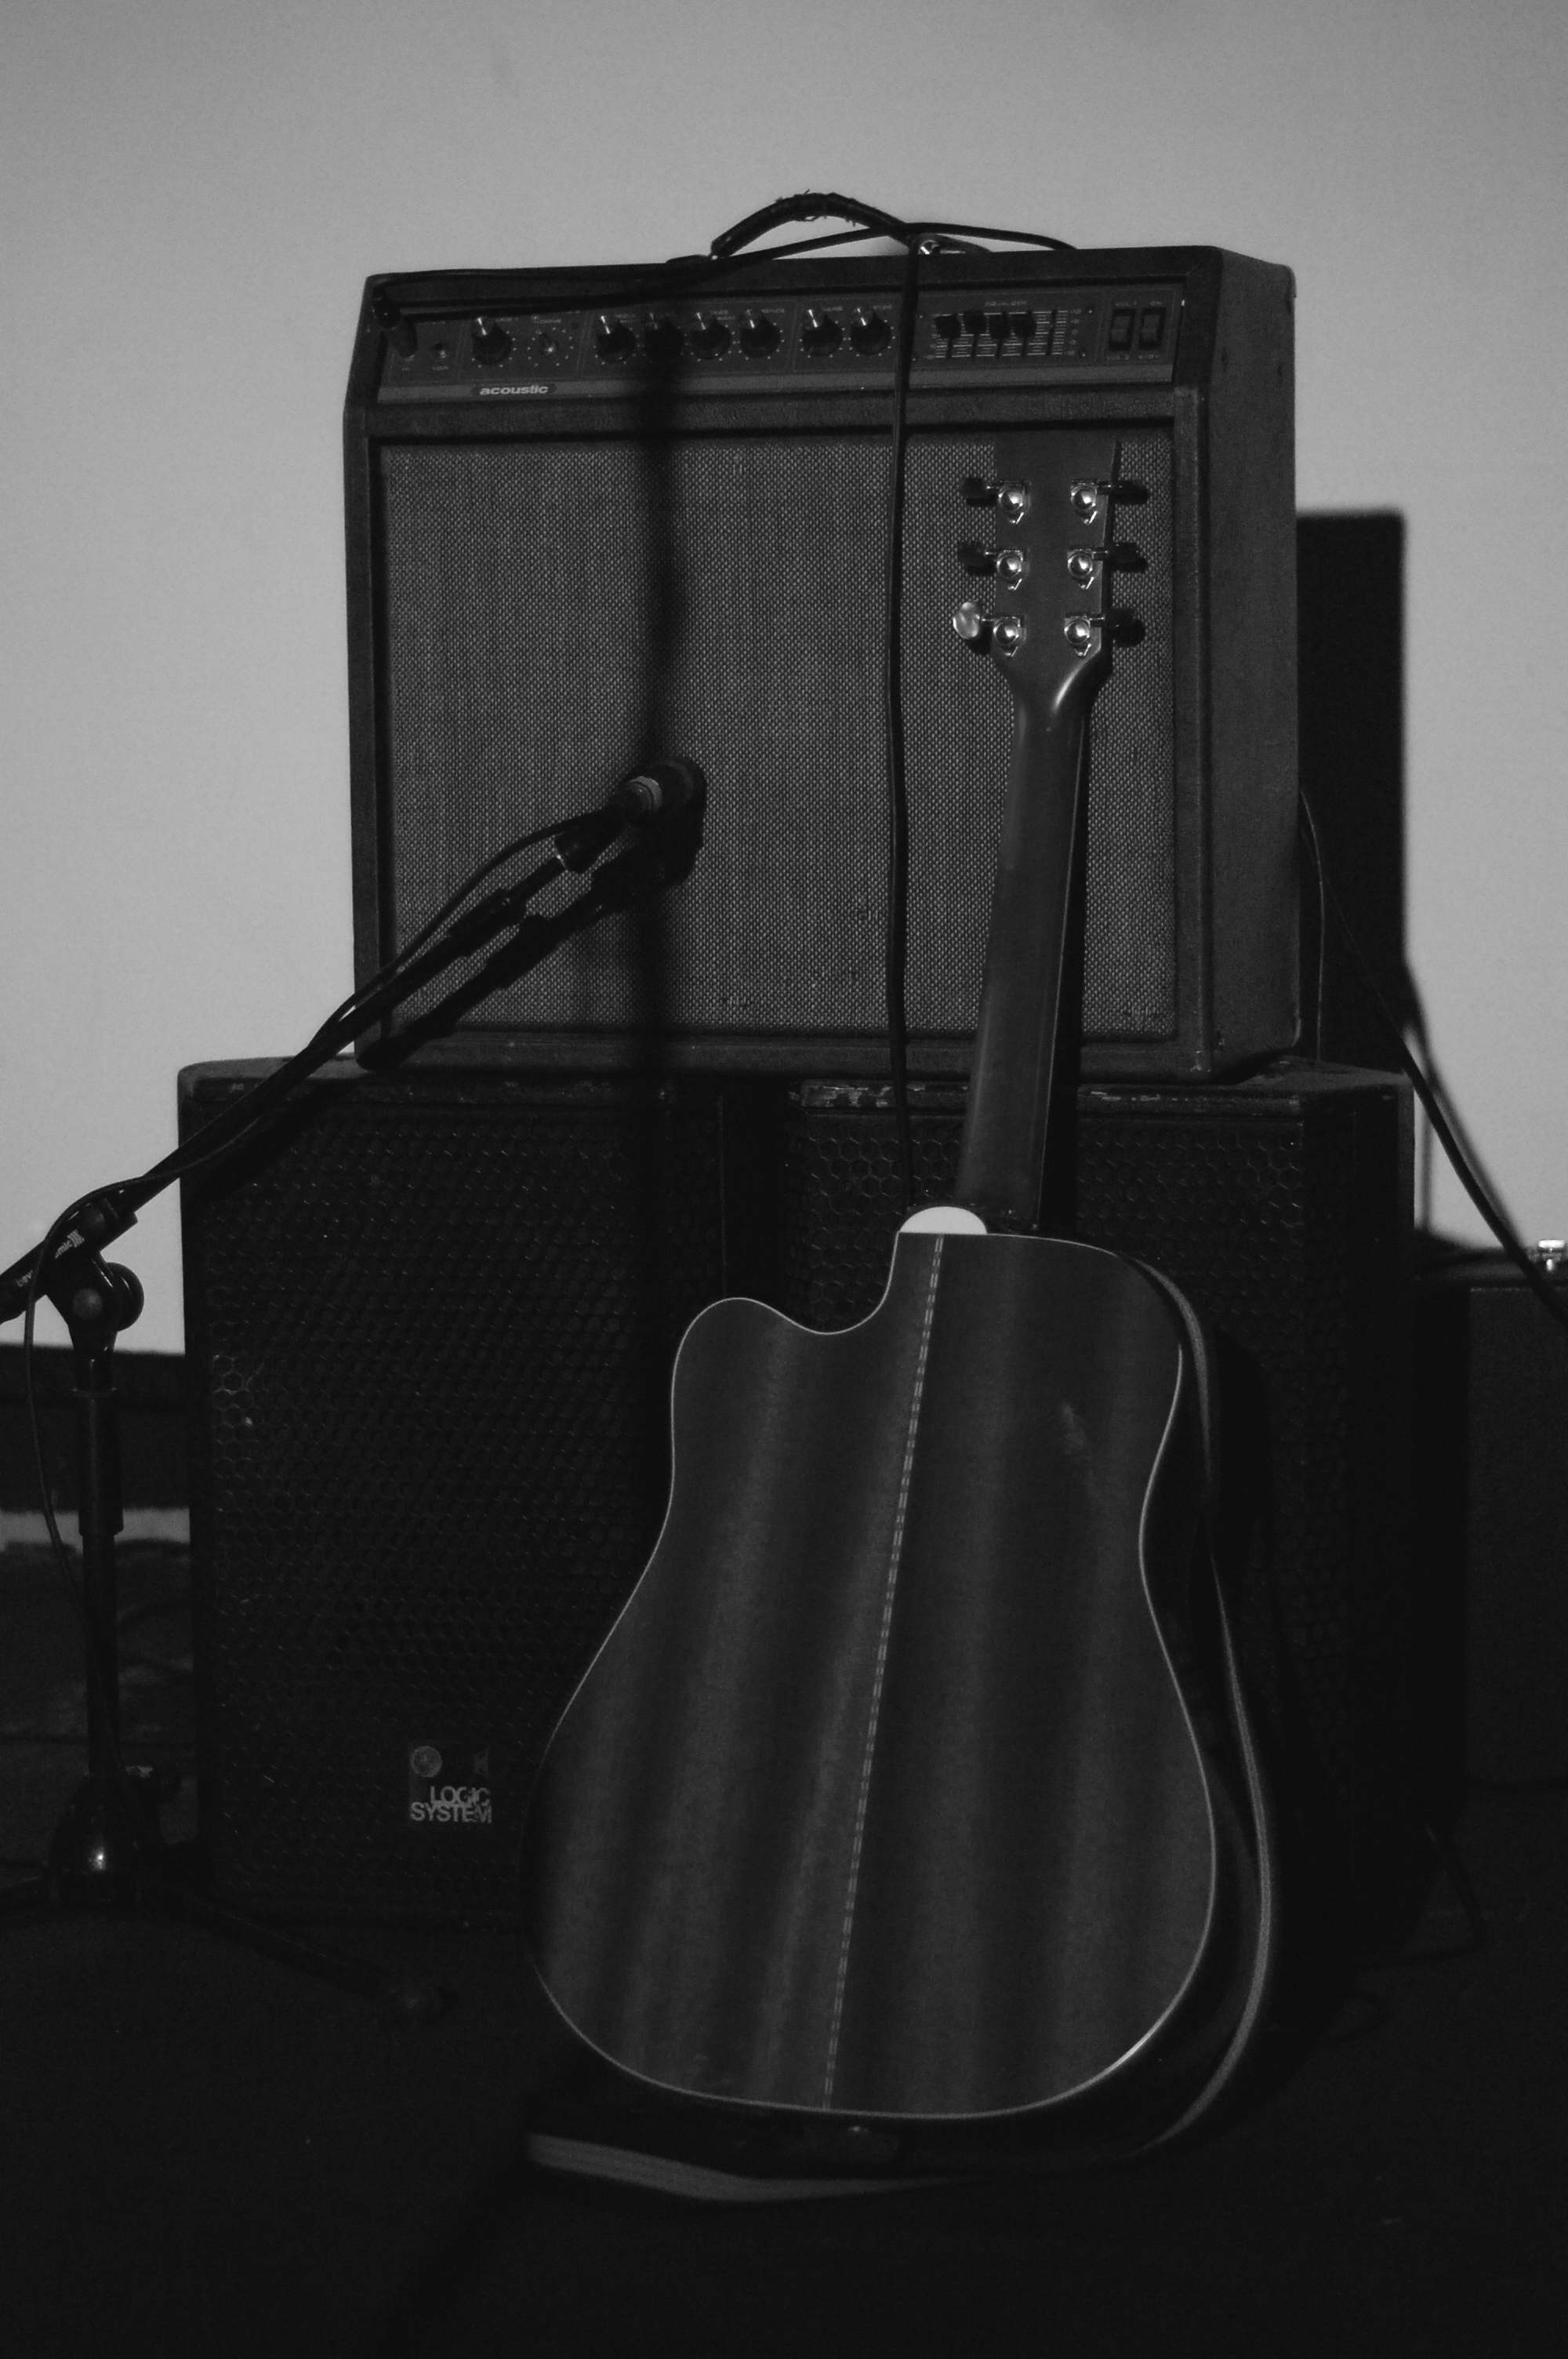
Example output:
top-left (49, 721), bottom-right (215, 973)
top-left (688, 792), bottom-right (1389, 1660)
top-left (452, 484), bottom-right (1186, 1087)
top-left (523, 1227), bottom-right (1276, 2162)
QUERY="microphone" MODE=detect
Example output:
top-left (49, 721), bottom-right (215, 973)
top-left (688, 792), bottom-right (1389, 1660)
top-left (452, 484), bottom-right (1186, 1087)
top-left (554, 760), bottom-right (706, 873)
top-left (604, 758), bottom-right (706, 823)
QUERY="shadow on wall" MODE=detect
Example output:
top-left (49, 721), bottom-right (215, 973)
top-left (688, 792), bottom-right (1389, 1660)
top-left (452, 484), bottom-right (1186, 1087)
top-left (1296, 511), bottom-right (1408, 1074)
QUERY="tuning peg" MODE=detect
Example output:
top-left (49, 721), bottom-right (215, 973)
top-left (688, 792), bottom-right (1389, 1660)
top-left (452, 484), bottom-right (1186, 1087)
top-left (958, 541), bottom-right (1027, 588)
top-left (962, 476), bottom-right (1031, 525)
top-left (953, 602), bottom-right (1025, 657)
top-left (1071, 477), bottom-right (1149, 525)
top-left (1063, 609), bottom-right (1142, 656)
top-left (1065, 541), bottom-right (1145, 587)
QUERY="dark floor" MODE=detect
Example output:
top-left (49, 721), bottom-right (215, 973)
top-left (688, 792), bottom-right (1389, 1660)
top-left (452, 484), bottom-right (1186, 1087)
top-left (1, 1542), bottom-right (1563, 2358)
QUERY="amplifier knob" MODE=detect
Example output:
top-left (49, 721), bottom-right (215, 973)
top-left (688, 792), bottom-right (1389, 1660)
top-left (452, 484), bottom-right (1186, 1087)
top-left (848, 307), bottom-right (892, 354)
top-left (739, 311), bottom-right (782, 358)
top-left (471, 314), bottom-right (514, 365)
top-left (688, 313), bottom-right (732, 359)
top-left (643, 316), bottom-right (685, 362)
top-left (594, 314), bottom-right (637, 363)
top-left (800, 307), bottom-right (844, 357)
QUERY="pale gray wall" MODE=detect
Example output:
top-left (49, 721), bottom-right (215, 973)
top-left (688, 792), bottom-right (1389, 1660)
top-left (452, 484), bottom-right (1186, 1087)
top-left (3, 0), bottom-right (1565, 1350)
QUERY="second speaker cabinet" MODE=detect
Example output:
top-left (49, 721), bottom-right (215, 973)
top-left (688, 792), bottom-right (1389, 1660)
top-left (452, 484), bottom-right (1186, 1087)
top-left (181, 1058), bottom-right (1412, 1975)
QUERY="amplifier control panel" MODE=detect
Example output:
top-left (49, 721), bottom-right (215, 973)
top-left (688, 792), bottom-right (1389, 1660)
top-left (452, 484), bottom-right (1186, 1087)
top-left (376, 283), bottom-right (1182, 402)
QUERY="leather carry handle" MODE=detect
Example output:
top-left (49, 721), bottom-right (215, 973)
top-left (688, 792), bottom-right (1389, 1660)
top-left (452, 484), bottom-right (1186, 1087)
top-left (709, 191), bottom-right (917, 260)
top-left (706, 192), bottom-right (1073, 264)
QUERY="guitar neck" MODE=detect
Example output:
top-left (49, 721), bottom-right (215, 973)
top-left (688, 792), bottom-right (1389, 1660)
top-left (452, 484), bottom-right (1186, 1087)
top-left (951, 685), bottom-right (1094, 1231)
top-left (950, 429), bottom-right (1124, 1235)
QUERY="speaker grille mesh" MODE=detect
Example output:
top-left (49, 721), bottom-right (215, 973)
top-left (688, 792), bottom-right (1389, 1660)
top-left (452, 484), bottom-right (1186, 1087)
top-left (377, 429), bottom-right (1174, 1048)
top-left (184, 1075), bottom-right (745, 1923)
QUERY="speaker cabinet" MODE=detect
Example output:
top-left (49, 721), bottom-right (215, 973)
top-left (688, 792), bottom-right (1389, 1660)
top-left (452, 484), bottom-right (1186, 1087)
top-left (180, 1059), bottom-right (1411, 1947)
top-left (346, 245), bottom-right (1297, 1080)
top-left (1412, 1250), bottom-right (1568, 1790)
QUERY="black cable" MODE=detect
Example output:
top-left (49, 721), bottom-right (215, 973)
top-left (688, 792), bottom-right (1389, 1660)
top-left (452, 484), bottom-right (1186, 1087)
top-left (1296, 794), bottom-right (1329, 1063)
top-left (1301, 782), bottom-right (1568, 1344)
top-left (0, 798), bottom-right (603, 1267)
top-left (668, 198), bottom-right (1073, 1216)
top-left (350, 807), bottom-right (579, 990)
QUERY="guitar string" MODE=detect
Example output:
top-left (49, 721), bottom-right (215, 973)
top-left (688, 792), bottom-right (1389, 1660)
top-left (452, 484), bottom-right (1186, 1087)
top-left (821, 1237), bottom-right (945, 2108)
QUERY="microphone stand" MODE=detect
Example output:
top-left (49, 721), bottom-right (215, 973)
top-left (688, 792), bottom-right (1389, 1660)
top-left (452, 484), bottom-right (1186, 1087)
top-left (0, 793), bottom-right (702, 2018)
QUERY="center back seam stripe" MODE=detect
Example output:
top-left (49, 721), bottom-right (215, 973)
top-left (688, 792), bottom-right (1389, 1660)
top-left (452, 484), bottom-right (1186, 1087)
top-left (821, 1238), bottom-right (945, 2107)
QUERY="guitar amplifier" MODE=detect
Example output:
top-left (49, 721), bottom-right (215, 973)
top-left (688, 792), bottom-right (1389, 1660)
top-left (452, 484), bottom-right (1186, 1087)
top-left (347, 245), bottom-right (1297, 1081)
top-left (180, 1058), bottom-right (1411, 1956)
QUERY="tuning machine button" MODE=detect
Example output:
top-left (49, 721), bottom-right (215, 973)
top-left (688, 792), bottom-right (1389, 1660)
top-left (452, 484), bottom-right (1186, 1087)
top-left (958, 541), bottom-right (1027, 589)
top-left (962, 476), bottom-right (1031, 524)
top-left (1074, 475), bottom-right (1150, 514)
top-left (1074, 475), bottom-right (1149, 519)
top-left (953, 602), bottom-right (1024, 657)
top-left (1068, 539), bottom-right (1148, 592)
top-left (1065, 609), bottom-right (1142, 654)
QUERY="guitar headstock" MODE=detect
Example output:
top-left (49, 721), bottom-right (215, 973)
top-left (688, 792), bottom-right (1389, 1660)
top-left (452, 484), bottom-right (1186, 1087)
top-left (951, 431), bottom-right (1144, 730)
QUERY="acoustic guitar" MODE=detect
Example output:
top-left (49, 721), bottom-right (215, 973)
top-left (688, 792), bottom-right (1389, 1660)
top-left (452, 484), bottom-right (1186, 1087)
top-left (521, 431), bottom-right (1278, 2187)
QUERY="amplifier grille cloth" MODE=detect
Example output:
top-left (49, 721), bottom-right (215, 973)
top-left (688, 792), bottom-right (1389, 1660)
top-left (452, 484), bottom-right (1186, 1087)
top-left (378, 429), bottom-right (1174, 1045)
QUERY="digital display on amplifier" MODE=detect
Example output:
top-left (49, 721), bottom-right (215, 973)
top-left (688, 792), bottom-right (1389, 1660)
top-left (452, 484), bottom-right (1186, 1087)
top-left (376, 284), bottom-right (1182, 401)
